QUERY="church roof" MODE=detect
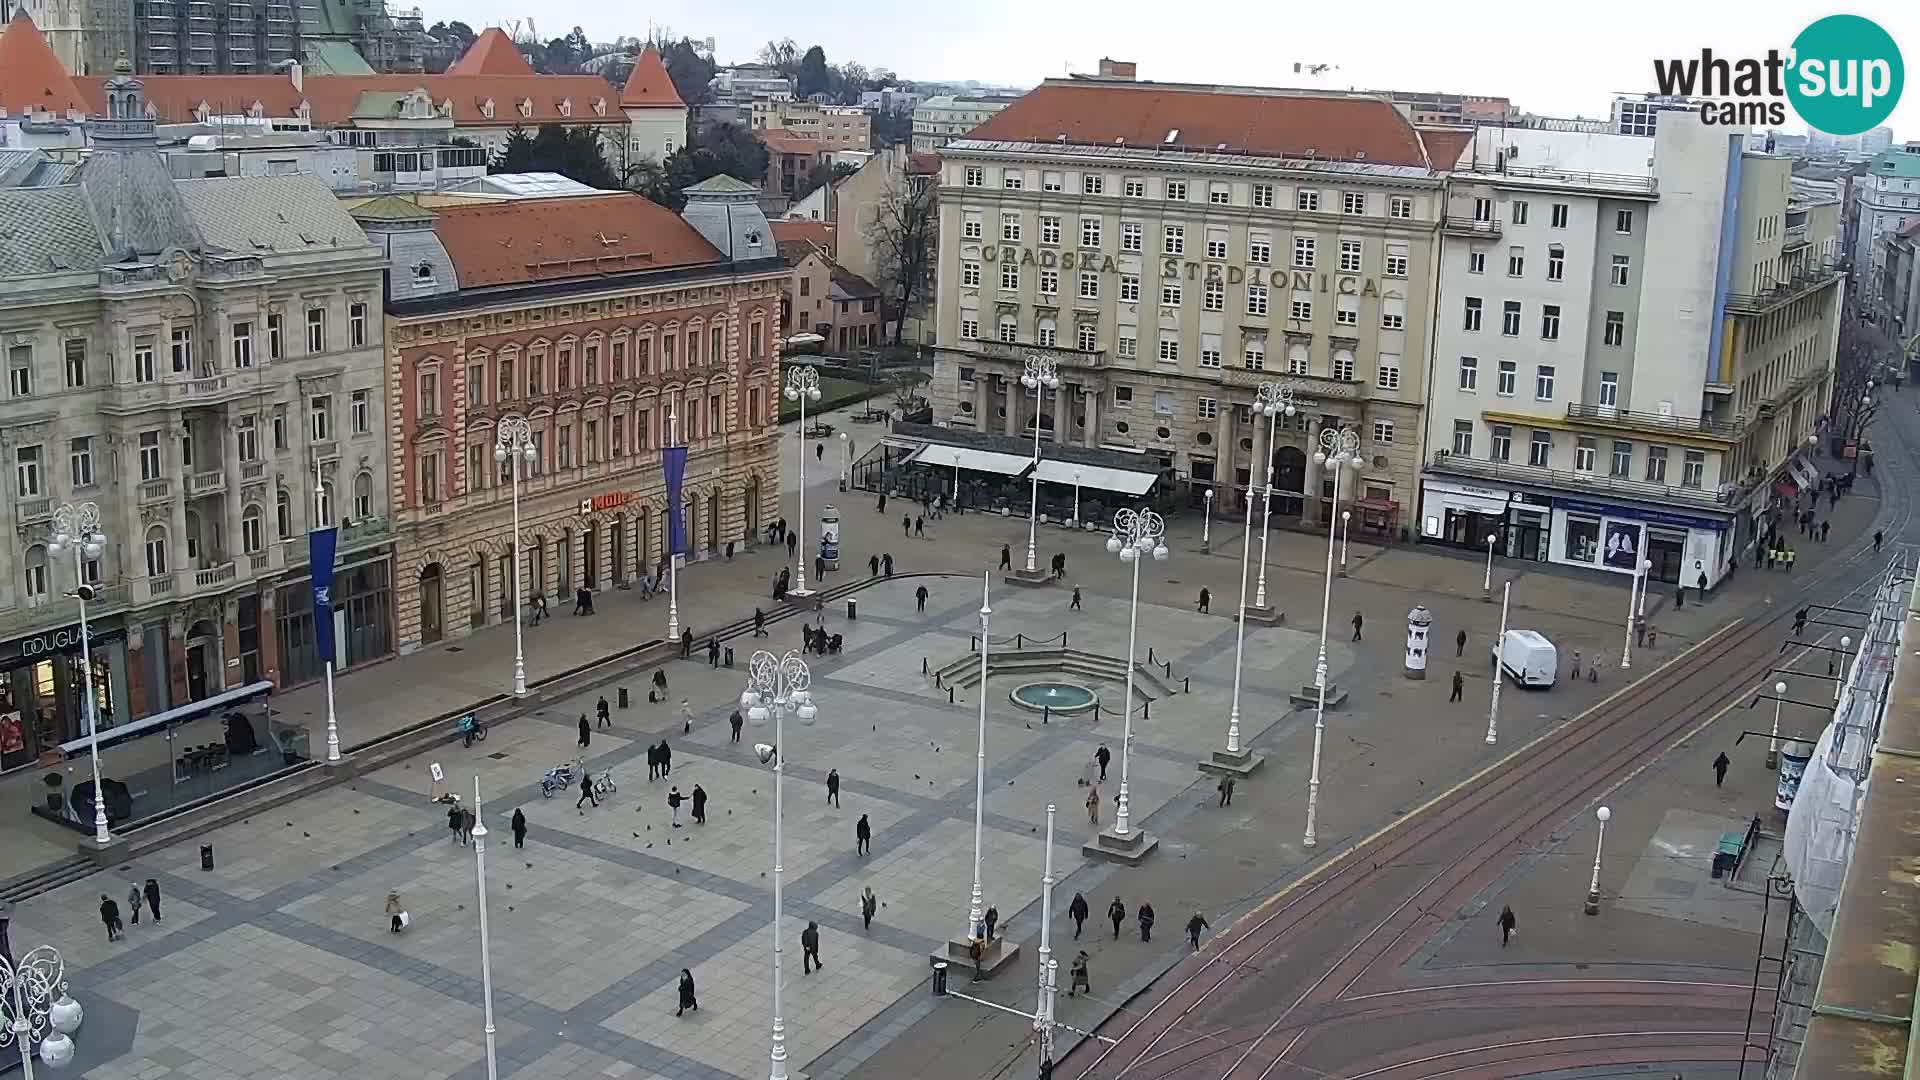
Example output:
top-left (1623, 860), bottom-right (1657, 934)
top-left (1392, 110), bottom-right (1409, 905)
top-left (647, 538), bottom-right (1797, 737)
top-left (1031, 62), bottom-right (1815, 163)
top-left (620, 45), bottom-right (683, 109)
top-left (0, 7), bottom-right (89, 117)
top-left (445, 28), bottom-right (535, 77)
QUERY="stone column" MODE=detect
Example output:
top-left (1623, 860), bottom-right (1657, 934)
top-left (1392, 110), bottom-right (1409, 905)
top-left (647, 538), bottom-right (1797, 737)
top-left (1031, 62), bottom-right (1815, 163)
top-left (1053, 383), bottom-right (1068, 444)
top-left (168, 422), bottom-right (191, 576)
top-left (1004, 378), bottom-right (1019, 437)
top-left (1303, 417), bottom-right (1323, 528)
top-left (259, 589), bottom-right (281, 688)
top-left (223, 419), bottom-right (245, 567)
top-left (125, 624), bottom-right (149, 718)
top-left (220, 597), bottom-right (242, 694)
top-left (975, 379), bottom-right (990, 430)
top-left (1083, 388), bottom-right (1099, 448)
top-left (166, 613), bottom-right (189, 708)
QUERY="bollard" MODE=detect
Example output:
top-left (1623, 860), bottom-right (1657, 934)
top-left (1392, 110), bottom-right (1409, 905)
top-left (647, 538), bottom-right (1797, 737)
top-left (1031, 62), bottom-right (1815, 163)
top-left (1144, 700), bottom-right (1151, 720)
top-left (935, 673), bottom-right (943, 688)
top-left (948, 686), bottom-right (956, 704)
top-left (923, 657), bottom-right (930, 675)
top-left (1016, 633), bottom-right (1024, 649)
top-left (1043, 706), bottom-right (1050, 725)
top-left (1183, 676), bottom-right (1190, 693)
top-left (200, 844), bottom-right (215, 871)
top-left (619, 686), bottom-right (629, 709)
top-left (931, 961), bottom-right (949, 996)
top-left (1163, 660), bottom-right (1172, 677)
top-left (848, 598), bottom-right (858, 620)
top-left (972, 635), bottom-right (979, 652)
top-left (1148, 646), bottom-right (1157, 665)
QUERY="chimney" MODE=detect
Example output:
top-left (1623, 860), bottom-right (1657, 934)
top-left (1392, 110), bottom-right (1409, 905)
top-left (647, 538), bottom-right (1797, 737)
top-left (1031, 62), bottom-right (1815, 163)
top-left (288, 60), bottom-right (302, 93)
top-left (1097, 58), bottom-right (1137, 81)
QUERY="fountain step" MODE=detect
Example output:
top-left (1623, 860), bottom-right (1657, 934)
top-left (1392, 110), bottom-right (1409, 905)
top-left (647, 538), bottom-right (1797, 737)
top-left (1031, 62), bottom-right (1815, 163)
top-left (1197, 747), bottom-right (1267, 778)
top-left (1082, 827), bottom-right (1160, 865)
top-left (930, 647), bottom-right (1172, 700)
top-left (1286, 683), bottom-right (1348, 710)
top-left (929, 936), bottom-right (1023, 978)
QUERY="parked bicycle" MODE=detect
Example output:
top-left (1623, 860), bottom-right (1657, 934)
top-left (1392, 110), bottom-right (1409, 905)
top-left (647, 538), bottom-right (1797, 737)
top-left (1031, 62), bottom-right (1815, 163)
top-left (540, 759), bottom-right (580, 798)
top-left (455, 713), bottom-right (487, 747)
top-left (590, 769), bottom-right (617, 799)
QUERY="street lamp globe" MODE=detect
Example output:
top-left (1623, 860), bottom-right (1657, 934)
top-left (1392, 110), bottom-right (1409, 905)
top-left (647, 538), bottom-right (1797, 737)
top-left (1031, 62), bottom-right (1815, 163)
top-left (1596, 805), bottom-right (1611, 824)
top-left (740, 688), bottom-right (761, 711)
top-left (1118, 544), bottom-right (1137, 562)
top-left (1105, 535), bottom-right (1122, 554)
top-left (494, 443), bottom-right (508, 463)
top-left (747, 699), bottom-right (771, 725)
top-left (1151, 543), bottom-right (1169, 561)
top-left (38, 1030), bottom-right (75, 1068)
top-left (49, 990), bottom-right (84, 1035)
top-left (794, 697), bottom-right (818, 724)
top-left (1775, 680), bottom-right (1787, 695)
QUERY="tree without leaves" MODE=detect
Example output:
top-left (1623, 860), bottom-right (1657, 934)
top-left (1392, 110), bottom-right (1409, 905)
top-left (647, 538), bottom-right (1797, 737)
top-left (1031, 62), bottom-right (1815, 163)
top-left (795, 160), bottom-right (858, 201)
top-left (864, 171), bottom-right (937, 345)
top-left (489, 124), bottom-right (620, 190)
top-left (887, 367), bottom-right (932, 411)
top-left (758, 38), bottom-right (798, 73)
top-left (1833, 318), bottom-right (1900, 444)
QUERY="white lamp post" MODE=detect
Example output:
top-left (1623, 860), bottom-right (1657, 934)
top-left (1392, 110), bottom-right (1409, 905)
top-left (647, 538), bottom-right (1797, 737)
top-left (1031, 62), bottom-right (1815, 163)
top-left (0, 944), bottom-right (83, 1077)
top-left (1486, 580), bottom-right (1510, 744)
top-left (493, 418), bottom-right (538, 698)
top-left (1338, 510), bottom-right (1352, 577)
top-left (469, 777), bottom-right (499, 1080)
top-left (1070, 469), bottom-right (1082, 529)
top-left (1304, 426), bottom-right (1361, 849)
top-left (1583, 805), bottom-right (1611, 915)
top-left (1835, 637), bottom-right (1851, 703)
top-left (785, 368), bottom-right (822, 596)
top-left (1636, 556), bottom-right (1652, 618)
top-left (1767, 680), bottom-right (1787, 770)
top-left (666, 403), bottom-right (682, 640)
top-left (1220, 435), bottom-right (1264, 763)
top-left (1482, 532), bottom-right (1498, 599)
top-left (1201, 489), bottom-right (1214, 552)
top-left (967, 574), bottom-right (991, 940)
top-left (1107, 507), bottom-right (1167, 840)
top-left (1621, 557), bottom-right (1650, 671)
top-left (1251, 384), bottom-right (1298, 611)
top-left (1033, 802), bottom-right (1058, 1076)
top-left (837, 431), bottom-right (849, 492)
top-left (742, 650), bottom-right (816, 1080)
top-left (1020, 356), bottom-right (1060, 575)
top-left (308, 460), bottom-right (342, 761)
top-left (48, 504), bottom-right (110, 844)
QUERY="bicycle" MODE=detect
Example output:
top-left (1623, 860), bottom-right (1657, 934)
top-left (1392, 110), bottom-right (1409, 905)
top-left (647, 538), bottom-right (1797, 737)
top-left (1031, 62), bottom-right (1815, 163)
top-left (455, 713), bottom-right (487, 747)
top-left (590, 769), bottom-right (617, 798)
top-left (540, 759), bottom-right (580, 798)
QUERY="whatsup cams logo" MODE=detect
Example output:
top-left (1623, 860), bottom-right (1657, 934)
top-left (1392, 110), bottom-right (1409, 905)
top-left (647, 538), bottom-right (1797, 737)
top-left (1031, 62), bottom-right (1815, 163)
top-left (1651, 14), bottom-right (1903, 135)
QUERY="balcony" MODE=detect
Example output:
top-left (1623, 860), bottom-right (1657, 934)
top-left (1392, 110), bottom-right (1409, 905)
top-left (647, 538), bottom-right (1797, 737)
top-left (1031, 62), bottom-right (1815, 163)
top-left (15, 497), bottom-right (51, 523)
top-left (950, 339), bottom-right (1106, 370)
top-left (1442, 215), bottom-right (1501, 239)
top-left (1428, 452), bottom-right (1735, 510)
top-left (1563, 402), bottom-right (1740, 440)
top-left (1725, 264), bottom-right (1842, 315)
top-left (135, 573), bottom-right (178, 605)
top-left (139, 479), bottom-right (172, 504)
top-left (1451, 160), bottom-right (1660, 196)
top-left (194, 561), bottom-right (237, 588)
top-left (186, 470), bottom-right (226, 497)
top-left (101, 368), bottom-right (265, 416)
top-left (242, 461), bottom-right (265, 481)
top-left (1220, 368), bottom-right (1364, 399)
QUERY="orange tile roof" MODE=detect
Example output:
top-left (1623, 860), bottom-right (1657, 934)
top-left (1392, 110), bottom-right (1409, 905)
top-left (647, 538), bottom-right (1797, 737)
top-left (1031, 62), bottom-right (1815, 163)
top-left (772, 219), bottom-right (835, 257)
top-left (0, 8), bottom-right (88, 117)
top-left (430, 193), bottom-right (723, 289)
top-left (763, 130), bottom-right (825, 157)
top-left (965, 81), bottom-right (1432, 169)
top-left (620, 45), bottom-right (682, 109)
top-left (1420, 127), bottom-right (1474, 170)
top-left (445, 28), bottom-right (535, 77)
top-left (908, 152), bottom-right (940, 175)
top-left (72, 72), bottom-right (624, 127)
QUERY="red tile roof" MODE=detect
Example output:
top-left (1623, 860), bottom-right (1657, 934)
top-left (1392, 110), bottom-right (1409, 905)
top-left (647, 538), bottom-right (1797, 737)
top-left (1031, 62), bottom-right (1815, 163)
top-left (965, 81), bottom-right (1431, 168)
top-left (772, 219), bottom-right (835, 257)
top-left (620, 45), bottom-right (682, 109)
top-left (72, 72), bottom-right (625, 128)
top-left (0, 9), bottom-right (88, 117)
top-left (445, 28), bottom-right (535, 77)
top-left (908, 152), bottom-right (940, 175)
top-left (763, 130), bottom-right (826, 157)
top-left (430, 193), bottom-right (722, 288)
top-left (1419, 127), bottom-right (1474, 170)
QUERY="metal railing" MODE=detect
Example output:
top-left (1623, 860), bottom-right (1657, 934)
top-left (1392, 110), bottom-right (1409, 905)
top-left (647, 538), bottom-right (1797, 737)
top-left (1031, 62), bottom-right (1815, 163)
top-left (1428, 452), bottom-right (1736, 508)
top-left (1442, 215), bottom-right (1501, 237)
top-left (1564, 402), bottom-right (1741, 438)
top-left (1726, 264), bottom-right (1842, 315)
top-left (1454, 159), bottom-right (1659, 194)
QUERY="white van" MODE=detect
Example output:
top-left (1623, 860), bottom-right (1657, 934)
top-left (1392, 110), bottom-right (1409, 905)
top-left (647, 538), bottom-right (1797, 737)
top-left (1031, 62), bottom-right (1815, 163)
top-left (1493, 629), bottom-right (1558, 688)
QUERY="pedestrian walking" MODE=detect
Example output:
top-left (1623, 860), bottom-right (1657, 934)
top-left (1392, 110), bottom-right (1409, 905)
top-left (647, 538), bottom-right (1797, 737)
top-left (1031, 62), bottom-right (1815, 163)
top-left (787, 532), bottom-right (798, 559)
top-left (1821, 520), bottom-right (1830, 541)
top-left (668, 786), bottom-right (684, 827)
top-left (1069, 892), bottom-right (1089, 939)
top-left (1877, 530), bottom-right (1885, 552)
top-left (142, 877), bottom-right (162, 922)
top-left (449, 801), bottom-right (465, 845)
top-left (855, 813), bottom-right (872, 855)
top-left (708, 638), bottom-right (720, 667)
top-left (1456, 628), bottom-right (1467, 657)
top-left (1068, 951), bottom-right (1091, 997)
top-left (883, 553), bottom-right (895, 576)
top-left (1498, 904), bottom-right (1516, 947)
top-left (1697, 570), bottom-right (1709, 597)
top-left (676, 968), bottom-right (699, 1016)
top-left (861, 887), bottom-right (878, 931)
top-left (1070, 587), bottom-right (1082, 611)
top-left (1138, 901), bottom-right (1156, 942)
top-left (999, 544), bottom-right (1012, 571)
top-left (681, 699), bottom-right (694, 735)
top-left (127, 883), bottom-right (142, 925)
top-left (984, 905), bottom-right (999, 941)
top-left (1197, 587), bottom-right (1210, 614)
top-left (814, 555), bottom-right (826, 584)
top-left (511, 808), bottom-right (527, 848)
top-left (1675, 585), bottom-right (1686, 609)
top-left (1713, 752), bottom-right (1731, 788)
top-left (660, 739), bottom-right (673, 776)
top-left (460, 805), bottom-right (477, 847)
top-left (577, 772), bottom-right (598, 809)
top-left (578, 713), bottom-right (591, 749)
top-left (817, 442), bottom-right (825, 463)
top-left (827, 768), bottom-right (841, 807)
top-left (1794, 607), bottom-right (1808, 637)
top-left (1186, 911), bottom-right (1210, 950)
top-left (1450, 670), bottom-right (1465, 702)
top-left (1217, 775), bottom-right (1235, 807)
top-left (385, 891), bottom-right (405, 934)
top-left (903, 514), bottom-right (912, 537)
top-left (691, 784), bottom-right (708, 825)
top-left (1086, 785), bottom-right (1101, 825)
top-left (681, 628), bottom-right (694, 659)
top-left (647, 742), bottom-right (660, 781)
top-left (1351, 610), bottom-right (1364, 642)
top-left (729, 710), bottom-right (744, 743)
top-left (915, 516), bottom-right (925, 538)
top-left (596, 695), bottom-right (611, 729)
top-left (877, 493), bottom-right (887, 514)
top-left (1095, 745), bottom-right (1111, 781)
top-left (1569, 652), bottom-right (1582, 681)
top-left (914, 584), bottom-right (930, 613)
top-left (802, 920), bottom-right (823, 973)
top-left (1108, 897), bottom-right (1126, 939)
top-left (653, 668), bottom-right (669, 697)
top-left (1785, 548), bottom-right (1796, 572)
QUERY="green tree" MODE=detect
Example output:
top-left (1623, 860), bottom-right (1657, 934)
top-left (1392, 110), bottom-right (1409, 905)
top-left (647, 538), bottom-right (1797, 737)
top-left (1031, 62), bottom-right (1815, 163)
top-left (797, 45), bottom-right (830, 98)
top-left (661, 37), bottom-right (716, 106)
top-left (638, 122), bottom-right (770, 210)
top-left (795, 160), bottom-right (858, 200)
top-left (490, 125), bottom-right (620, 189)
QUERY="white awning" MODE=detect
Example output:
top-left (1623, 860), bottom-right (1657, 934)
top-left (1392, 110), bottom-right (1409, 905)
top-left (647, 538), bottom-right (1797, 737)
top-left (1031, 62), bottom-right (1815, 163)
top-left (908, 443), bottom-right (1037, 477)
top-left (1032, 459), bottom-right (1158, 496)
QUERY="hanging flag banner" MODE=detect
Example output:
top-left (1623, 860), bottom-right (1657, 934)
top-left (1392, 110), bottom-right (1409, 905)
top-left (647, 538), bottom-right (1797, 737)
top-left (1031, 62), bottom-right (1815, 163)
top-left (310, 526), bottom-right (339, 663)
top-left (663, 446), bottom-right (688, 556)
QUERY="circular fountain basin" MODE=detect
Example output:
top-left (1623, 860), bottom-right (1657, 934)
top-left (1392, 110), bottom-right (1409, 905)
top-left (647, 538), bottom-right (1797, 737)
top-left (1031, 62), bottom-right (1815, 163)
top-left (1009, 681), bottom-right (1099, 715)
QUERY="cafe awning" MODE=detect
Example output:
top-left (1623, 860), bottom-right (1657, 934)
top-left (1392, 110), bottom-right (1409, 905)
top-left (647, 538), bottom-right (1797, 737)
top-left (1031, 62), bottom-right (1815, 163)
top-left (1031, 459), bottom-right (1158, 496)
top-left (907, 444), bottom-right (1036, 477)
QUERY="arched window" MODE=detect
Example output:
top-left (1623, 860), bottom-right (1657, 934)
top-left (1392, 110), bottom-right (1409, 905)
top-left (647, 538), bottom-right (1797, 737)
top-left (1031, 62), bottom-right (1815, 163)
top-left (1037, 316), bottom-right (1057, 348)
top-left (144, 525), bottom-right (169, 577)
top-left (276, 488), bottom-right (292, 538)
top-left (241, 504), bottom-right (264, 554)
top-left (23, 544), bottom-right (47, 603)
top-left (354, 471), bottom-right (373, 519)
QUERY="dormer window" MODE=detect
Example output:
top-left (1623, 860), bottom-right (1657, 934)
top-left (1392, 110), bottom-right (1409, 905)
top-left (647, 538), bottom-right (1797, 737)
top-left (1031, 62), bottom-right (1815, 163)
top-left (517, 98), bottom-right (532, 118)
top-left (558, 98), bottom-right (572, 118)
top-left (480, 98), bottom-right (495, 119)
top-left (592, 98), bottom-right (606, 116)
top-left (412, 262), bottom-right (435, 288)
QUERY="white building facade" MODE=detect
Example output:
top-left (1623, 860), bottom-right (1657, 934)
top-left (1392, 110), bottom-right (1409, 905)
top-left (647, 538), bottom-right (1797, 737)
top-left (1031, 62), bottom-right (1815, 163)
top-left (1847, 143), bottom-right (1920, 306)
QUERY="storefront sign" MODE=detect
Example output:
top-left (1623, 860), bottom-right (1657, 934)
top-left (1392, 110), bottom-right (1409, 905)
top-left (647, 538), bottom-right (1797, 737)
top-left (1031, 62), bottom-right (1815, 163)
top-left (10, 624), bottom-right (105, 662)
top-left (580, 490), bottom-right (639, 516)
top-left (1425, 480), bottom-right (1508, 501)
top-left (1555, 497), bottom-right (1729, 533)
top-left (974, 246), bottom-right (1385, 295)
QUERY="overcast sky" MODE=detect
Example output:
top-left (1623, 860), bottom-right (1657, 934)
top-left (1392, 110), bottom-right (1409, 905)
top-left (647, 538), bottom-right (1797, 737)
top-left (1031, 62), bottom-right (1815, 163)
top-left (436, 0), bottom-right (1918, 138)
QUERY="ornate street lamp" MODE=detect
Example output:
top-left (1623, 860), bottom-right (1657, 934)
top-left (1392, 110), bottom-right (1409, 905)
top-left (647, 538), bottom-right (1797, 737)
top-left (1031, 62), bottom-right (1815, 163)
top-left (493, 419), bottom-right (538, 697)
top-left (785, 368), bottom-right (823, 596)
top-left (742, 650), bottom-right (816, 1080)
top-left (49, 503), bottom-right (110, 843)
top-left (1106, 508), bottom-right (1167, 840)
top-left (1020, 356), bottom-right (1061, 575)
top-left (1304, 426), bottom-right (1361, 848)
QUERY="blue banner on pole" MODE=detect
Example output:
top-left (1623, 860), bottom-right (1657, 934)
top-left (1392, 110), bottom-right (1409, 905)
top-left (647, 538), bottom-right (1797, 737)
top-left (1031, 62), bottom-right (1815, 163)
top-left (663, 446), bottom-right (688, 556)
top-left (310, 526), bottom-right (338, 664)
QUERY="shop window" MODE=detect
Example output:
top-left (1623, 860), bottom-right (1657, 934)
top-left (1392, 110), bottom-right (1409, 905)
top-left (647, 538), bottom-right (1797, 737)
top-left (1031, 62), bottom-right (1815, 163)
top-left (1565, 516), bottom-right (1601, 562)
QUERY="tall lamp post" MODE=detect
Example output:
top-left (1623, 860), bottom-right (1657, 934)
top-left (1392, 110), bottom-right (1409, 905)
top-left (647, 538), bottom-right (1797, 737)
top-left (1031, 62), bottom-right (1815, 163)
top-left (1106, 508), bottom-right (1167, 841)
top-left (1304, 426), bottom-right (1361, 849)
top-left (1485, 580), bottom-right (1510, 744)
top-left (1338, 510), bottom-right (1352, 577)
top-left (308, 460), bottom-right (342, 761)
top-left (1767, 680), bottom-right (1787, 769)
top-left (49, 504), bottom-right (110, 844)
top-left (837, 431), bottom-right (849, 492)
top-left (1020, 356), bottom-right (1060, 575)
top-left (742, 650), bottom-right (816, 1080)
top-left (1583, 805), bottom-right (1612, 915)
top-left (1621, 557), bottom-right (1651, 671)
top-left (468, 777), bottom-right (499, 1080)
top-left (966, 574), bottom-right (992, 941)
top-left (0, 944), bottom-right (83, 1076)
top-left (1252, 384), bottom-right (1298, 611)
top-left (1482, 532), bottom-right (1498, 600)
top-left (666, 404), bottom-right (682, 641)
top-left (1200, 489), bottom-right (1214, 552)
top-left (1070, 470), bottom-right (1082, 529)
top-left (1033, 802), bottom-right (1058, 1077)
top-left (493, 419), bottom-right (537, 698)
top-left (786, 368), bottom-right (822, 596)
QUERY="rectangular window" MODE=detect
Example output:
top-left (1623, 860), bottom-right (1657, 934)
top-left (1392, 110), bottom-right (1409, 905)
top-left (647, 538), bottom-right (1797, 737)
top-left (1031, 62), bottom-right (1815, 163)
top-left (1507, 246), bottom-right (1525, 276)
top-left (1541, 304), bottom-right (1561, 340)
top-left (1203, 279), bottom-right (1224, 311)
top-left (960, 316), bottom-right (979, 340)
top-left (1124, 177), bottom-right (1146, 198)
top-left (1615, 209), bottom-right (1634, 234)
top-left (1080, 217), bottom-right (1101, 248)
top-left (1604, 311), bottom-right (1625, 347)
top-left (1574, 436), bottom-right (1596, 471)
top-left (1463, 297), bottom-right (1483, 331)
top-left (1381, 300), bottom-right (1405, 330)
top-left (133, 337), bottom-right (156, 383)
top-left (1243, 337), bottom-right (1265, 370)
top-left (236, 416), bottom-right (259, 463)
top-left (68, 436), bottom-right (94, 488)
top-left (1001, 263), bottom-right (1020, 291)
top-left (1389, 196), bottom-right (1412, 219)
top-left (1161, 283), bottom-right (1182, 308)
top-left (1077, 324), bottom-right (1098, 351)
top-left (349, 302), bottom-right (368, 347)
top-left (1038, 269), bottom-right (1058, 297)
top-left (1497, 360), bottom-right (1517, 396)
top-left (1551, 203), bottom-right (1569, 228)
top-left (1246, 282), bottom-right (1269, 316)
top-left (1610, 254), bottom-right (1630, 286)
top-left (1459, 356), bottom-right (1479, 390)
top-left (1252, 184), bottom-right (1275, 208)
top-left (1078, 272), bottom-right (1100, 300)
top-left (1121, 222), bottom-right (1143, 252)
top-left (1116, 334), bottom-right (1136, 359)
top-left (1286, 349), bottom-right (1309, 376)
top-left (1120, 274), bottom-right (1140, 303)
top-left (1490, 425), bottom-right (1512, 462)
top-left (63, 339), bottom-right (86, 387)
top-left (1198, 396), bottom-right (1219, 418)
top-left (1163, 225), bottom-right (1185, 256)
top-left (348, 387), bottom-right (370, 432)
top-left (309, 396), bottom-right (332, 442)
top-left (1340, 240), bottom-right (1363, 273)
top-left (1153, 390), bottom-right (1175, 415)
top-left (962, 261), bottom-right (981, 288)
top-left (998, 318), bottom-right (1017, 343)
top-left (7, 348), bottom-right (30, 398)
top-left (1473, 197), bottom-right (1493, 222)
top-left (1377, 354), bottom-right (1401, 391)
top-left (1206, 229), bottom-right (1228, 260)
top-left (1501, 301), bottom-right (1522, 336)
top-left (267, 313), bottom-right (283, 359)
top-left (1610, 441), bottom-right (1632, 478)
top-left (170, 326), bottom-right (193, 372)
top-left (1248, 231), bottom-right (1271, 264)
top-left (1003, 171), bottom-right (1023, 190)
top-left (1042, 171), bottom-right (1063, 193)
top-left (1546, 247), bottom-right (1564, 281)
top-left (1290, 298), bottom-right (1312, 322)
top-left (1040, 215), bottom-right (1061, 245)
top-left (1385, 252), bottom-right (1408, 277)
top-left (963, 213), bottom-right (982, 240)
top-left (1208, 182), bottom-right (1230, 205)
top-left (1157, 336), bottom-right (1179, 363)
top-left (1511, 200), bottom-right (1529, 225)
top-left (1452, 420), bottom-right (1473, 456)
top-left (1336, 295), bottom-right (1358, 325)
top-left (1468, 251), bottom-right (1486, 275)
top-left (1342, 192), bottom-right (1366, 215)
top-left (1297, 189), bottom-right (1319, 212)
top-left (1294, 236), bottom-right (1315, 268)
top-left (305, 308), bottom-right (325, 353)
top-left (1535, 365), bottom-right (1555, 400)
top-left (1682, 450), bottom-right (1705, 488)
top-left (139, 430), bottom-right (162, 481)
top-left (527, 351), bottom-right (545, 394)
top-left (1373, 419), bottom-right (1395, 443)
top-left (272, 411), bottom-right (287, 451)
top-left (1082, 174), bottom-right (1104, 195)
top-left (964, 167), bottom-right (983, 187)
top-left (1528, 430), bottom-right (1551, 467)
top-left (1037, 321), bottom-right (1057, 348)
top-left (227, 321), bottom-right (254, 369)
top-left (14, 446), bottom-right (40, 497)
top-left (1165, 180), bottom-right (1187, 201)
top-left (1599, 371), bottom-right (1619, 407)
top-left (1645, 445), bottom-right (1668, 483)
top-left (1199, 336), bottom-right (1222, 368)
top-left (1002, 212), bottom-right (1021, 242)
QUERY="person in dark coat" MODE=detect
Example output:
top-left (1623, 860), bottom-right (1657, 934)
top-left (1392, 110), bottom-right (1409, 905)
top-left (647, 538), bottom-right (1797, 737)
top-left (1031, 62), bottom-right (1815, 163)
top-left (869, 554), bottom-right (881, 577)
top-left (1095, 745), bottom-right (1111, 781)
top-left (1197, 587), bottom-right (1210, 614)
top-left (708, 638), bottom-right (721, 667)
top-left (754, 608), bottom-right (768, 637)
top-left (1186, 911), bottom-right (1209, 950)
top-left (1070, 586), bottom-right (1082, 611)
top-left (676, 968), bottom-right (698, 1016)
top-left (100, 894), bottom-right (122, 941)
top-left (1138, 901), bottom-right (1156, 942)
top-left (1107, 897), bottom-right (1126, 939)
top-left (729, 710), bottom-right (744, 743)
top-left (983, 905), bottom-right (999, 941)
top-left (1498, 904), bottom-right (1516, 946)
top-left (882, 553), bottom-right (894, 576)
top-left (1069, 892), bottom-right (1089, 939)
top-left (449, 801), bottom-right (465, 845)
top-left (511, 808), bottom-right (527, 849)
top-left (1351, 610), bottom-right (1364, 641)
top-left (691, 784), bottom-right (708, 825)
top-left (826, 768), bottom-right (841, 807)
top-left (787, 532), bottom-right (798, 559)
top-left (143, 877), bottom-right (163, 922)
top-left (460, 805), bottom-right (476, 846)
top-left (1456, 628), bottom-right (1467, 657)
top-left (801, 921), bottom-right (823, 973)
top-left (999, 544), bottom-right (1012, 570)
top-left (1713, 752), bottom-right (1731, 788)
top-left (652, 669), bottom-right (669, 697)
top-left (659, 739), bottom-right (672, 776)
top-left (1451, 671), bottom-right (1465, 702)
top-left (647, 742), bottom-right (660, 782)
top-left (903, 514), bottom-right (912, 537)
top-left (576, 771), bottom-right (598, 809)
top-left (681, 628), bottom-right (694, 659)
top-left (861, 887), bottom-right (878, 931)
top-left (1068, 950), bottom-right (1090, 997)
top-left (855, 813), bottom-right (872, 855)
top-left (596, 696), bottom-right (611, 728)
top-left (668, 786), bottom-right (684, 827)
top-left (578, 713), bottom-right (591, 749)
top-left (915, 585), bottom-right (929, 613)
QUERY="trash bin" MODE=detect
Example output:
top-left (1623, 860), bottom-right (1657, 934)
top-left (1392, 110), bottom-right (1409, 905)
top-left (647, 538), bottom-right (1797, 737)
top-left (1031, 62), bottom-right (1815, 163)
top-left (200, 844), bottom-right (214, 871)
top-left (931, 961), bottom-right (948, 996)
top-left (847, 598), bottom-right (858, 621)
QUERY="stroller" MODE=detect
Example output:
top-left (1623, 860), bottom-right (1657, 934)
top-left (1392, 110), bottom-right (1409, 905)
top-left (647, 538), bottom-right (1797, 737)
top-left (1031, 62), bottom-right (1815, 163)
top-left (540, 759), bottom-right (580, 798)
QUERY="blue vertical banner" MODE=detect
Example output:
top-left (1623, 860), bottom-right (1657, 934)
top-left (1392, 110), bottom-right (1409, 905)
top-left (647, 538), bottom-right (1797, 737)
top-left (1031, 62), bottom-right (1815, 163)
top-left (309, 526), bottom-right (339, 663)
top-left (663, 446), bottom-right (688, 556)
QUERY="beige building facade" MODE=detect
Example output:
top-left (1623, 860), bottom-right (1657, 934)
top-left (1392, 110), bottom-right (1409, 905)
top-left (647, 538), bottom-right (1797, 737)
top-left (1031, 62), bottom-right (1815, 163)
top-left (928, 78), bottom-right (1447, 531)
